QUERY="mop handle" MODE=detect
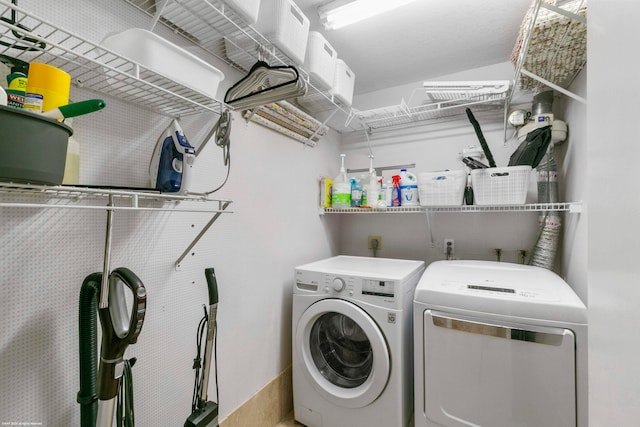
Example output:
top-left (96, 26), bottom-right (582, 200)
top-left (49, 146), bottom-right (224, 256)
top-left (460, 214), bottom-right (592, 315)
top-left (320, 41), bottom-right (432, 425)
top-left (200, 268), bottom-right (219, 404)
top-left (204, 268), bottom-right (219, 305)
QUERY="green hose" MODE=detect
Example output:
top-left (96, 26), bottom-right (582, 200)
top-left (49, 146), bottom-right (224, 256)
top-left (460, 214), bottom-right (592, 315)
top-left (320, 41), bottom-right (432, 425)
top-left (77, 272), bottom-right (102, 427)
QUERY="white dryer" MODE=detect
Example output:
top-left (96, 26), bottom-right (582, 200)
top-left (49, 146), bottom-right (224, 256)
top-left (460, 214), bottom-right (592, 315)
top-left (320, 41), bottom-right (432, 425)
top-left (293, 256), bottom-right (425, 427)
top-left (413, 260), bottom-right (588, 427)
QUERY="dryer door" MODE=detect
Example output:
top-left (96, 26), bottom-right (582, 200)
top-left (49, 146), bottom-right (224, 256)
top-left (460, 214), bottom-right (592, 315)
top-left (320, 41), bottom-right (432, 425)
top-left (295, 298), bottom-right (390, 409)
top-left (422, 310), bottom-right (577, 427)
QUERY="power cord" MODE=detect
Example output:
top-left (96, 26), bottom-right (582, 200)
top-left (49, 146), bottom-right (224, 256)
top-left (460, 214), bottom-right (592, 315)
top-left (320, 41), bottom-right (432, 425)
top-left (371, 238), bottom-right (379, 257)
top-left (201, 110), bottom-right (232, 196)
top-left (116, 357), bottom-right (136, 427)
top-left (190, 305), bottom-right (219, 412)
top-left (191, 305), bottom-right (208, 412)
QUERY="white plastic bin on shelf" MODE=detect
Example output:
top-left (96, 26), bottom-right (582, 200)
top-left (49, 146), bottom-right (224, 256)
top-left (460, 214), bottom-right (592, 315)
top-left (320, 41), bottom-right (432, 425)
top-left (257, 0), bottom-right (310, 65)
top-left (418, 170), bottom-right (467, 207)
top-left (329, 59), bottom-right (355, 107)
top-left (225, 0), bottom-right (261, 25)
top-left (304, 31), bottom-right (337, 91)
top-left (471, 166), bottom-right (532, 205)
top-left (101, 28), bottom-right (224, 99)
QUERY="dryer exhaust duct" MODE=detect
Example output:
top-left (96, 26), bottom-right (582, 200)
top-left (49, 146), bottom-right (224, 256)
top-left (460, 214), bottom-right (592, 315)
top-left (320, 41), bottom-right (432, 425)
top-left (528, 90), bottom-right (562, 270)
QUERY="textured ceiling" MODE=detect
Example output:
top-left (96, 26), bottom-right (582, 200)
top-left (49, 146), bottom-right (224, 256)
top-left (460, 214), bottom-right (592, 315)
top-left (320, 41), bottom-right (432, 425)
top-left (295, 0), bottom-right (532, 95)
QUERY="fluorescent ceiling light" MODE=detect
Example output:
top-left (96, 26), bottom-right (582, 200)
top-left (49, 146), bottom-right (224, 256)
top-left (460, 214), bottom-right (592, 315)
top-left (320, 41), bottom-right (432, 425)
top-left (318, 0), bottom-right (417, 30)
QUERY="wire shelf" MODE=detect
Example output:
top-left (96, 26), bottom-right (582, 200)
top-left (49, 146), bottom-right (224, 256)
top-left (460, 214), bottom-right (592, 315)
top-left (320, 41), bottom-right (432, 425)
top-left (0, 0), bottom-right (226, 116)
top-left (349, 81), bottom-right (510, 132)
top-left (123, 0), bottom-right (350, 117)
top-left (321, 202), bottom-right (582, 214)
top-left (0, 182), bottom-right (233, 212)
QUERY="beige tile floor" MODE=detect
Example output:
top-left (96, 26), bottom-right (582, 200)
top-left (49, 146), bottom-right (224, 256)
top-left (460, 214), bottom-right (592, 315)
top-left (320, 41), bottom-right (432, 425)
top-left (275, 411), bottom-right (304, 427)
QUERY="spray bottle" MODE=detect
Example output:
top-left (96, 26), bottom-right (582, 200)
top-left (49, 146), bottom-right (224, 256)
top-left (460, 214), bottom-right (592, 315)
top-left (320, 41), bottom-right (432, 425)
top-left (332, 154), bottom-right (351, 209)
top-left (391, 175), bottom-right (401, 207)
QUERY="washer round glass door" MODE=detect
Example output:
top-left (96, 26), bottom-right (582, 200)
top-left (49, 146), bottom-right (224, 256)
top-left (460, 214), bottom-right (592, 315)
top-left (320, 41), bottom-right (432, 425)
top-left (296, 298), bottom-right (390, 409)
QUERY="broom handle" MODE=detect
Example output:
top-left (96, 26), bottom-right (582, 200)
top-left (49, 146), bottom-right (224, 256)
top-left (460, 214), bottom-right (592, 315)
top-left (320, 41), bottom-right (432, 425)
top-left (466, 108), bottom-right (497, 168)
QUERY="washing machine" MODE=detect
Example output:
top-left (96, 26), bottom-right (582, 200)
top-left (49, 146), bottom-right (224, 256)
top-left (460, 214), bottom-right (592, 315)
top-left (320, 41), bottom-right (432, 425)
top-left (413, 260), bottom-right (588, 427)
top-left (293, 255), bottom-right (425, 427)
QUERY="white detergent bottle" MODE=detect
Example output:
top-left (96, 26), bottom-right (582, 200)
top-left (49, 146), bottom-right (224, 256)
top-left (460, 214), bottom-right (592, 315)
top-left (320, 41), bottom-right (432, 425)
top-left (399, 168), bottom-right (419, 206)
top-left (332, 154), bottom-right (351, 209)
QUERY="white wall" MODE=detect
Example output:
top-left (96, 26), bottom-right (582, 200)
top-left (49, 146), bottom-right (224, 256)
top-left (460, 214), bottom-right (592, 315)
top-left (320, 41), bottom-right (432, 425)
top-left (557, 70), bottom-right (588, 303)
top-left (0, 1), bottom-right (341, 425)
top-left (587, 1), bottom-right (640, 424)
top-left (337, 63), bottom-right (548, 267)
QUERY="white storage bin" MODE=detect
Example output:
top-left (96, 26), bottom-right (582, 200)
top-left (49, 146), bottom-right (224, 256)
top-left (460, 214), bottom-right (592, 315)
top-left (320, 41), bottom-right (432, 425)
top-left (329, 59), bottom-right (355, 107)
top-left (418, 170), bottom-right (467, 207)
top-left (304, 31), bottom-right (337, 91)
top-left (471, 166), bottom-right (532, 205)
top-left (257, 0), bottom-right (310, 65)
top-left (101, 28), bottom-right (224, 99)
top-left (225, 0), bottom-right (261, 25)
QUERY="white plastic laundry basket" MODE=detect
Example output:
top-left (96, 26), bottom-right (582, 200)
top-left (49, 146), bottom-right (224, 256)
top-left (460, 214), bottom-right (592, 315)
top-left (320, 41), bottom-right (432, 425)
top-left (471, 166), bottom-right (532, 205)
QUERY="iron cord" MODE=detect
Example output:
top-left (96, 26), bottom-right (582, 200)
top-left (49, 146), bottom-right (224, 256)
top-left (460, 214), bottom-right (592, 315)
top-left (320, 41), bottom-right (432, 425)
top-left (192, 110), bottom-right (232, 196)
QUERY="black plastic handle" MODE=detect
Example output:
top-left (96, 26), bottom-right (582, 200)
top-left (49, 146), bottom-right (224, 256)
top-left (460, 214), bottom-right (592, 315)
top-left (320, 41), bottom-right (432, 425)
top-left (204, 268), bottom-right (219, 305)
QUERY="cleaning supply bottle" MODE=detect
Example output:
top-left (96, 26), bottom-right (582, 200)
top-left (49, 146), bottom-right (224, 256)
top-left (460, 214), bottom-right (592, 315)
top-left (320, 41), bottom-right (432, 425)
top-left (399, 168), bottom-right (419, 206)
top-left (360, 173), bottom-right (368, 206)
top-left (384, 179), bottom-right (393, 207)
top-left (331, 154), bottom-right (351, 209)
top-left (380, 179), bottom-right (388, 209)
top-left (350, 177), bottom-right (362, 207)
top-left (391, 175), bottom-right (402, 206)
top-left (366, 155), bottom-right (379, 208)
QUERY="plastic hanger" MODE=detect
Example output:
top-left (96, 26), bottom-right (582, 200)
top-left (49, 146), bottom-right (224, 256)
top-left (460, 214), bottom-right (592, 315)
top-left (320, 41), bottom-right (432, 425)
top-left (224, 60), bottom-right (307, 110)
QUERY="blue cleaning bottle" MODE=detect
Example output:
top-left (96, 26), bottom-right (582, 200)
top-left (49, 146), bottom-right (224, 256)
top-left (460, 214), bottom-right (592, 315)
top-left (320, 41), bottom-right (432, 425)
top-left (350, 178), bottom-right (362, 207)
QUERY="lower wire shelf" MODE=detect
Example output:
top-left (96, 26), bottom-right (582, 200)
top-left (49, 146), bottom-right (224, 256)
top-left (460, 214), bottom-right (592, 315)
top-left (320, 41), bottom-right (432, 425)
top-left (0, 182), bottom-right (232, 213)
top-left (320, 202), bottom-right (582, 214)
top-left (0, 182), bottom-right (233, 270)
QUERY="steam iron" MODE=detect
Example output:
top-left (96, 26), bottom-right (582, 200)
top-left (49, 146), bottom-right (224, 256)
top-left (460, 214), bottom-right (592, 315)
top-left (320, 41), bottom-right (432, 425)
top-left (149, 119), bottom-right (195, 194)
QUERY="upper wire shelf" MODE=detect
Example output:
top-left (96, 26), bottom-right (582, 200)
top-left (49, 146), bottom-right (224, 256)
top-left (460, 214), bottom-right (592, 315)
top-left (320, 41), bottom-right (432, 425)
top-left (0, 182), bottom-right (233, 213)
top-left (0, 0), bottom-right (226, 117)
top-left (347, 81), bottom-right (510, 133)
top-left (509, 0), bottom-right (587, 107)
top-left (123, 0), bottom-right (352, 117)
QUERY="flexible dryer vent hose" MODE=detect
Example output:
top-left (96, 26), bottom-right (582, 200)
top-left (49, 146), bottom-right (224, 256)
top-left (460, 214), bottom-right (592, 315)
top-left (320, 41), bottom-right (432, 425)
top-left (78, 272), bottom-right (102, 427)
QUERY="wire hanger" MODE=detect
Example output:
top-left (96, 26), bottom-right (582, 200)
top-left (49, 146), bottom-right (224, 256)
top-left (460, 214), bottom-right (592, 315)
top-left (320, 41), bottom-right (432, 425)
top-left (0, 0), bottom-right (46, 51)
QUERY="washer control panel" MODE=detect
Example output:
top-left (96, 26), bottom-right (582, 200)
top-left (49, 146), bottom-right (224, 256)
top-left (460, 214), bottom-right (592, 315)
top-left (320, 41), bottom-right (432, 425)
top-left (362, 279), bottom-right (395, 298)
top-left (295, 268), bottom-right (410, 308)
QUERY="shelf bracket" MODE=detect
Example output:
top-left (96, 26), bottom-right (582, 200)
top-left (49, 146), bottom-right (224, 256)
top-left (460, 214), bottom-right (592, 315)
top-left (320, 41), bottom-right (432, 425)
top-left (425, 210), bottom-right (435, 248)
top-left (175, 200), bottom-right (232, 270)
top-left (99, 195), bottom-right (114, 309)
top-left (520, 68), bottom-right (586, 104)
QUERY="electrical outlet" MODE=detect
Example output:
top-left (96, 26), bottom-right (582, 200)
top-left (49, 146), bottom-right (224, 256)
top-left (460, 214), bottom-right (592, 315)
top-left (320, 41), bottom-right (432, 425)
top-left (444, 239), bottom-right (454, 254)
top-left (368, 235), bottom-right (382, 250)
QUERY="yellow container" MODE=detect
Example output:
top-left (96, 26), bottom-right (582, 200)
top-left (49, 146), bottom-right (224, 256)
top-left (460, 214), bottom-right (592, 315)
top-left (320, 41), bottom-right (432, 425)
top-left (24, 63), bottom-right (70, 114)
